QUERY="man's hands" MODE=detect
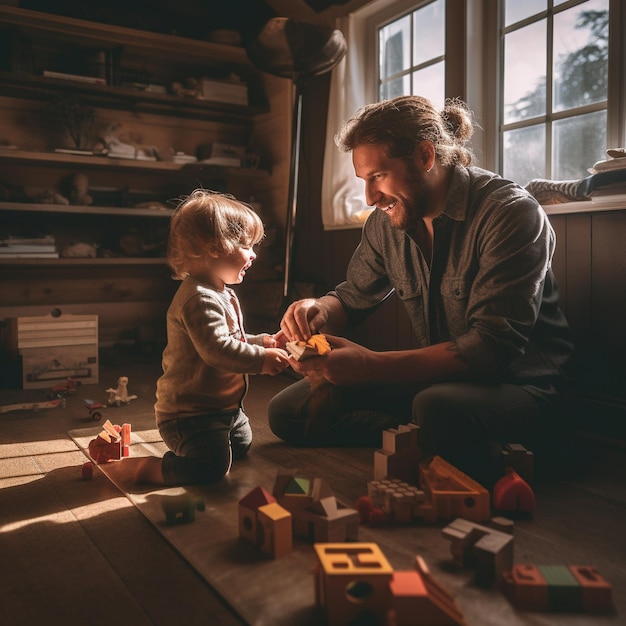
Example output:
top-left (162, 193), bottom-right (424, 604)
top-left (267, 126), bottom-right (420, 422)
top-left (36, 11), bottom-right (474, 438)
top-left (279, 298), bottom-right (329, 342)
top-left (289, 335), bottom-right (374, 386)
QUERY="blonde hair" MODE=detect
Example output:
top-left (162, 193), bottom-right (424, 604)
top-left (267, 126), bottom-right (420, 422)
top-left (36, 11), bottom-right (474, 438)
top-left (335, 95), bottom-right (474, 167)
top-left (167, 189), bottom-right (264, 280)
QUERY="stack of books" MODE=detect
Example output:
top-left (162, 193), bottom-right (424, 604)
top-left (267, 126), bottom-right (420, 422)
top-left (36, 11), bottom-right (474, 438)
top-left (0, 236), bottom-right (59, 258)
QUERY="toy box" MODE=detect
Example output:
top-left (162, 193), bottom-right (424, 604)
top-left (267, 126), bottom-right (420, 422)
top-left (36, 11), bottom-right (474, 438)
top-left (7, 312), bottom-right (98, 389)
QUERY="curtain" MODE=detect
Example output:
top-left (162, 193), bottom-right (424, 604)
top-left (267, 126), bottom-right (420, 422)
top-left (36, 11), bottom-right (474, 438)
top-left (321, 15), bottom-right (374, 230)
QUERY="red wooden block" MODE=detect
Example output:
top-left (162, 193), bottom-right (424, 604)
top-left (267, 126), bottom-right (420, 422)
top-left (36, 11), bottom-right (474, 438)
top-left (81, 461), bottom-right (93, 480)
top-left (493, 469), bottom-right (535, 513)
top-left (501, 564), bottom-right (548, 611)
top-left (570, 565), bottom-right (613, 613)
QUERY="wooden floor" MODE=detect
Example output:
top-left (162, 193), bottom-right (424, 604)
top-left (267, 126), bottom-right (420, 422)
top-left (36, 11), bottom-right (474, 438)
top-left (1, 350), bottom-right (625, 626)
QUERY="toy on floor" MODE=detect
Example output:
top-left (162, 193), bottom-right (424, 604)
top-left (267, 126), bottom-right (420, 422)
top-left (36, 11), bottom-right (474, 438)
top-left (84, 398), bottom-right (107, 421)
top-left (273, 470), bottom-right (359, 542)
top-left (0, 395), bottom-right (65, 414)
top-left (106, 376), bottom-right (138, 406)
top-left (374, 423), bottom-right (421, 485)
top-left (492, 468), bottom-right (536, 514)
top-left (162, 494), bottom-right (206, 525)
top-left (87, 419), bottom-right (131, 464)
top-left (286, 333), bottom-right (331, 361)
top-left (442, 518), bottom-right (514, 588)
top-left (361, 455), bottom-right (490, 525)
top-left (238, 487), bottom-right (292, 558)
top-left (81, 461), bottom-right (93, 480)
top-left (500, 443), bottom-right (534, 485)
top-left (313, 543), bottom-right (466, 626)
top-left (51, 377), bottom-right (80, 395)
top-left (502, 564), bottom-right (613, 614)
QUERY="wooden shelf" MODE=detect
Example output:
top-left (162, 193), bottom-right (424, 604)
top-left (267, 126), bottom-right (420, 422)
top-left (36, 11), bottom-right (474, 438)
top-left (0, 257), bottom-right (167, 266)
top-left (0, 6), bottom-right (250, 66)
top-left (0, 6), bottom-right (269, 122)
top-left (0, 150), bottom-right (270, 178)
top-left (0, 201), bottom-right (174, 218)
top-left (0, 71), bottom-right (268, 123)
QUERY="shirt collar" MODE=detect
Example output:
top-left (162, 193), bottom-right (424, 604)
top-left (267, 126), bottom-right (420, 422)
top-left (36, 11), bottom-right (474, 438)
top-left (441, 165), bottom-right (470, 222)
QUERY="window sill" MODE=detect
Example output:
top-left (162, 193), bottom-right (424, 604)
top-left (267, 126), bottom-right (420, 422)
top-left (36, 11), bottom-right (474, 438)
top-left (543, 196), bottom-right (626, 215)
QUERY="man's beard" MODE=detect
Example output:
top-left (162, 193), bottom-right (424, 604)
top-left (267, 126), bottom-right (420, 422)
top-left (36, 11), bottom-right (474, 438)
top-left (388, 169), bottom-right (430, 230)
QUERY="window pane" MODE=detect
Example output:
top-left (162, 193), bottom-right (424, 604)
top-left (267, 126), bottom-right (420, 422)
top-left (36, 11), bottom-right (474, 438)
top-left (380, 14), bottom-right (411, 79)
top-left (503, 124), bottom-right (546, 185)
top-left (553, 0), bottom-right (609, 112)
top-left (504, 0), bottom-right (545, 27)
top-left (413, 0), bottom-right (445, 66)
top-left (503, 21), bottom-right (546, 123)
top-left (553, 110), bottom-right (607, 179)
top-left (380, 75), bottom-right (411, 101)
top-left (412, 62), bottom-right (445, 108)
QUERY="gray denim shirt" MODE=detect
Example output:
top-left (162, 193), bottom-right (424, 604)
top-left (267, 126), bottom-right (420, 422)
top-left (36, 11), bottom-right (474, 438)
top-left (330, 165), bottom-right (574, 395)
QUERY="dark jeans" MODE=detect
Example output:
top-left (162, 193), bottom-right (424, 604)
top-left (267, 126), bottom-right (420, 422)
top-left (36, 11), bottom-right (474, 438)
top-left (268, 378), bottom-right (559, 487)
top-left (159, 408), bottom-right (252, 486)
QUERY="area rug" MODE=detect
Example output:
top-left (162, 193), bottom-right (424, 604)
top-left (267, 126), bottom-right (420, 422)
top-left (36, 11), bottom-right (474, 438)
top-left (68, 425), bottom-right (325, 626)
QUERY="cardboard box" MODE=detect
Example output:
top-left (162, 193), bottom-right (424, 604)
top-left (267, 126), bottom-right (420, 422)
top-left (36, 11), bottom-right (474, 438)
top-left (7, 313), bottom-right (99, 389)
top-left (200, 78), bottom-right (248, 105)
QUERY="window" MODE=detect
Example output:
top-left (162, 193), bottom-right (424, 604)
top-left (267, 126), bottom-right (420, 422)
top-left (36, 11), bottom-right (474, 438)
top-left (321, 0), bottom-right (624, 229)
top-left (501, 0), bottom-right (610, 184)
top-left (378, 0), bottom-right (446, 107)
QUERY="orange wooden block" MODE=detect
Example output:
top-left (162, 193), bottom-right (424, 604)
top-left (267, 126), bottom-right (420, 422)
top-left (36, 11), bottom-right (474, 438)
top-left (501, 564), bottom-right (548, 611)
top-left (314, 543), bottom-right (393, 626)
top-left (257, 502), bottom-right (292, 558)
top-left (570, 565), bottom-right (613, 613)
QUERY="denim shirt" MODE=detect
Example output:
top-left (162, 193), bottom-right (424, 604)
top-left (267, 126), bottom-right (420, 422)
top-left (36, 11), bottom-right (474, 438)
top-left (330, 166), bottom-right (574, 392)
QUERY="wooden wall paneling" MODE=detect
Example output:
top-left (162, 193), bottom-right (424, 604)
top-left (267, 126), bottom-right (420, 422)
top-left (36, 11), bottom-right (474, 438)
top-left (0, 265), bottom-right (176, 345)
top-left (563, 213), bottom-right (592, 340)
top-left (252, 74), bottom-right (292, 233)
top-left (0, 264), bottom-right (176, 307)
top-left (548, 214), bottom-right (568, 316)
top-left (591, 212), bottom-right (626, 351)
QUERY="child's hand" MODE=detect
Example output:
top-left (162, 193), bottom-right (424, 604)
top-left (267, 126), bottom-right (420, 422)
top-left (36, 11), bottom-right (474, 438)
top-left (264, 331), bottom-right (287, 349)
top-left (261, 347), bottom-right (290, 375)
top-left (263, 334), bottom-right (277, 348)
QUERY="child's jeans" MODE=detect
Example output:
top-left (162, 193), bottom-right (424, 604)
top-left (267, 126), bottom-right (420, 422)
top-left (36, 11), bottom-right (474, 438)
top-left (159, 408), bottom-right (252, 486)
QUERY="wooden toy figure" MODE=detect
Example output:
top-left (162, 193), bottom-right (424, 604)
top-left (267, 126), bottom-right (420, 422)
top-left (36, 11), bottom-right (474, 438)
top-left (106, 376), bottom-right (138, 406)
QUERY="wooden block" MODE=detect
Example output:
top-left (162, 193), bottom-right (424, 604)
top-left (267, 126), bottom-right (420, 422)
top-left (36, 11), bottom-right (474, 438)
top-left (314, 543), bottom-right (393, 626)
top-left (257, 502), bottom-right (292, 558)
top-left (538, 564), bottom-right (582, 612)
top-left (569, 565), bottom-right (613, 613)
top-left (501, 564), bottom-right (548, 611)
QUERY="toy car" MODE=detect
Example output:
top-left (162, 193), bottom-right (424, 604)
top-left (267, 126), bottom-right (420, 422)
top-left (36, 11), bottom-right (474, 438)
top-left (84, 399), bottom-right (107, 421)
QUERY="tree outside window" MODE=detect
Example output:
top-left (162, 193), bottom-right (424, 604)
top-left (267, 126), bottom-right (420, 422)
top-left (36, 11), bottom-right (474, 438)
top-left (501, 0), bottom-right (609, 185)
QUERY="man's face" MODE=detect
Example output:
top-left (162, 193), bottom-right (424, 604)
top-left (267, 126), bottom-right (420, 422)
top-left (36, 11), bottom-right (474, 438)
top-left (352, 143), bottom-right (430, 230)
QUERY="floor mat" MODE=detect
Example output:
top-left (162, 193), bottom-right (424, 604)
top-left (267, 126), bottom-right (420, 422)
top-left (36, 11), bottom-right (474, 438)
top-left (68, 425), bottom-right (323, 626)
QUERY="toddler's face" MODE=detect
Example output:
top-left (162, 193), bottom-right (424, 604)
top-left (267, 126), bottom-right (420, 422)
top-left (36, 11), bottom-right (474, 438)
top-left (214, 245), bottom-right (257, 285)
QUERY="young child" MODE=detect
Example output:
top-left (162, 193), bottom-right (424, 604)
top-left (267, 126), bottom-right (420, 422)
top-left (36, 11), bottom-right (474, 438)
top-left (133, 189), bottom-right (290, 485)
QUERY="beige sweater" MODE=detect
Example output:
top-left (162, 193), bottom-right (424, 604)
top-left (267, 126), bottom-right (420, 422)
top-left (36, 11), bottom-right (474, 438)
top-left (155, 278), bottom-right (268, 423)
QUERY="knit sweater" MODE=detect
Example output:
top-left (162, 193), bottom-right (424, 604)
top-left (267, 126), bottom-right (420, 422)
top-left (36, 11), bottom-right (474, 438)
top-left (155, 277), bottom-right (268, 423)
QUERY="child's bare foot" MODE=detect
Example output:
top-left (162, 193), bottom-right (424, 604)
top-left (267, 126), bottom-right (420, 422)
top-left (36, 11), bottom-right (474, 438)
top-left (133, 456), bottom-right (165, 485)
top-left (113, 456), bottom-right (164, 485)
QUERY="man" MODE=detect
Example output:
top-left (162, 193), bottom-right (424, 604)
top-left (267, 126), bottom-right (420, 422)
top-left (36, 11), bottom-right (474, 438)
top-left (270, 95), bottom-right (574, 485)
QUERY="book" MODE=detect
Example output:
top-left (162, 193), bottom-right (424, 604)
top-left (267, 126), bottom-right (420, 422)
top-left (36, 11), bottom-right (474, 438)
top-left (43, 70), bottom-right (107, 85)
top-left (0, 252), bottom-right (59, 258)
top-left (0, 244), bottom-right (57, 253)
top-left (0, 236), bottom-right (55, 246)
